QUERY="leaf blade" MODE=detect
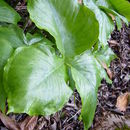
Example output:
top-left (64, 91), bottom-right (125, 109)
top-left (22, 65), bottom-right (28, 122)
top-left (0, 25), bottom-right (26, 112)
top-left (27, 0), bottom-right (99, 58)
top-left (0, 40), bottom-right (14, 112)
top-left (0, 0), bottom-right (21, 24)
top-left (109, 0), bottom-right (130, 21)
top-left (4, 46), bottom-right (72, 115)
top-left (70, 47), bottom-right (115, 129)
top-left (83, 0), bottom-right (114, 46)
top-left (0, 25), bottom-right (26, 48)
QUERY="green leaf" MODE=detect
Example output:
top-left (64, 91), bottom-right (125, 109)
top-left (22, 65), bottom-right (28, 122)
top-left (4, 46), bottom-right (72, 115)
top-left (0, 25), bottom-right (26, 112)
top-left (0, 39), bottom-right (14, 112)
top-left (0, 25), bottom-right (27, 48)
top-left (0, 0), bottom-right (21, 24)
top-left (108, 0), bottom-right (130, 21)
top-left (83, 0), bottom-right (114, 46)
top-left (96, 0), bottom-right (128, 26)
top-left (26, 33), bottom-right (44, 45)
top-left (32, 37), bottom-right (55, 55)
top-left (27, 0), bottom-right (99, 58)
top-left (99, 6), bottom-right (128, 27)
top-left (93, 45), bottom-right (117, 67)
top-left (26, 33), bottom-right (55, 55)
top-left (70, 47), bottom-right (115, 129)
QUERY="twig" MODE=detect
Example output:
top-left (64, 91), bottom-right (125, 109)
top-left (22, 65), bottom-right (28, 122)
top-left (67, 109), bottom-right (81, 122)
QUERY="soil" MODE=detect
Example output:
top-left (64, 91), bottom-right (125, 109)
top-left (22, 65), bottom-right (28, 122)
top-left (0, 1), bottom-right (130, 130)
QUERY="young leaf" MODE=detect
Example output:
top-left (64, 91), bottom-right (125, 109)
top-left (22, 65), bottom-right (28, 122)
top-left (83, 0), bottom-right (129, 46)
top-left (98, 6), bottom-right (128, 27)
top-left (83, 0), bottom-right (114, 46)
top-left (108, 0), bottom-right (130, 21)
top-left (26, 33), bottom-right (44, 45)
top-left (93, 46), bottom-right (116, 67)
top-left (32, 39), bottom-right (55, 56)
top-left (27, 0), bottom-right (99, 58)
top-left (70, 47), bottom-right (115, 130)
top-left (0, 0), bottom-right (21, 24)
top-left (96, 0), bottom-right (128, 26)
top-left (4, 46), bottom-right (72, 115)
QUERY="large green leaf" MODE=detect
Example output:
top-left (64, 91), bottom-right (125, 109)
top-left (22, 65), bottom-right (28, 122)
top-left (0, 25), bottom-right (26, 112)
top-left (0, 39), bottom-right (14, 112)
top-left (83, 0), bottom-right (114, 46)
top-left (108, 0), bottom-right (130, 21)
top-left (70, 47), bottom-right (115, 129)
top-left (27, 0), bottom-right (99, 58)
top-left (4, 46), bottom-right (72, 115)
top-left (0, 0), bottom-right (21, 24)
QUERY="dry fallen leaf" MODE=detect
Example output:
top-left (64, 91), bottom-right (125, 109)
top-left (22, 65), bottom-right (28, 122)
top-left (108, 40), bottom-right (119, 47)
top-left (0, 111), bottom-right (20, 130)
top-left (96, 112), bottom-right (130, 130)
top-left (102, 62), bottom-right (113, 80)
top-left (19, 116), bottom-right (38, 130)
top-left (0, 112), bottom-right (38, 130)
top-left (108, 13), bottom-right (115, 21)
top-left (116, 92), bottom-right (130, 111)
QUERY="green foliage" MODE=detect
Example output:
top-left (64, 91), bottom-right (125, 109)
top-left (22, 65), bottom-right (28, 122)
top-left (0, 25), bottom-right (26, 48)
top-left (4, 46), bottom-right (72, 115)
top-left (83, 0), bottom-right (128, 46)
top-left (0, 0), bottom-right (129, 129)
top-left (27, 0), bottom-right (99, 58)
top-left (71, 48), bottom-right (115, 129)
top-left (0, 25), bottom-right (26, 112)
top-left (0, 39), bottom-right (13, 112)
top-left (108, 0), bottom-right (130, 21)
top-left (0, 0), bottom-right (21, 24)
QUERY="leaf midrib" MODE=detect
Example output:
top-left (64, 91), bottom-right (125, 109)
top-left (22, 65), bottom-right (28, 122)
top-left (36, 58), bottom-right (65, 88)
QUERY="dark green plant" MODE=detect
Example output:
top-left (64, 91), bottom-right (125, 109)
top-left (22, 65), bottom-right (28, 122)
top-left (0, 0), bottom-right (129, 129)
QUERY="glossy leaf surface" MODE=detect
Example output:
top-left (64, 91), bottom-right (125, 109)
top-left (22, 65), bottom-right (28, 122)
top-left (4, 46), bottom-right (72, 115)
top-left (0, 40), bottom-right (13, 112)
top-left (0, 25), bottom-right (26, 112)
top-left (96, 0), bottom-right (128, 26)
top-left (71, 47), bottom-right (115, 129)
top-left (109, 0), bottom-right (130, 21)
top-left (26, 33), bottom-right (44, 45)
top-left (83, 0), bottom-right (114, 46)
top-left (0, 25), bottom-right (26, 48)
top-left (28, 0), bottom-right (99, 58)
top-left (0, 0), bottom-right (21, 24)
